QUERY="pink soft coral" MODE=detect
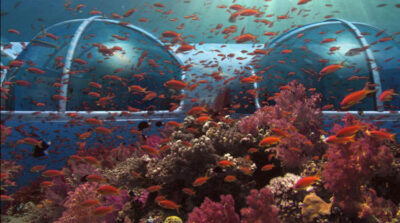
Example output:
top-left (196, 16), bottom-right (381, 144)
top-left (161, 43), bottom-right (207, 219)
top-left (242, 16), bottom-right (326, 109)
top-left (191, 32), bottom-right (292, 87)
top-left (240, 187), bottom-right (281, 223)
top-left (239, 81), bottom-right (326, 168)
top-left (187, 194), bottom-right (240, 223)
top-left (322, 114), bottom-right (394, 214)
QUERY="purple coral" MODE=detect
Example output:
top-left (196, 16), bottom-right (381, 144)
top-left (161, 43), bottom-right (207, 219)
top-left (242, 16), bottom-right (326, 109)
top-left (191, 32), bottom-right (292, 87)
top-left (322, 114), bottom-right (394, 214)
top-left (187, 194), bottom-right (240, 223)
top-left (238, 81), bottom-right (325, 168)
top-left (55, 182), bottom-right (100, 223)
top-left (240, 187), bottom-right (281, 223)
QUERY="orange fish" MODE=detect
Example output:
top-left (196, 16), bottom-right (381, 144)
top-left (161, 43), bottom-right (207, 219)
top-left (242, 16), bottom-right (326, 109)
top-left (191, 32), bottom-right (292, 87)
top-left (324, 135), bottom-right (355, 144)
top-left (378, 89), bottom-right (398, 102)
top-left (239, 166), bottom-right (253, 176)
top-left (340, 84), bottom-right (376, 110)
top-left (84, 118), bottom-right (103, 125)
top-left (366, 130), bottom-right (396, 141)
top-left (86, 174), bottom-right (106, 183)
top-left (166, 121), bottom-right (181, 128)
top-left (157, 200), bottom-right (181, 213)
top-left (294, 175), bottom-right (320, 189)
top-left (97, 185), bottom-right (120, 196)
top-left (40, 181), bottom-right (55, 187)
top-left (164, 79), bottom-right (187, 90)
top-left (319, 63), bottom-right (344, 76)
top-left (217, 160), bottom-right (233, 167)
top-left (187, 106), bottom-right (207, 116)
top-left (248, 148), bottom-right (258, 153)
top-left (193, 176), bottom-right (209, 187)
top-left (41, 170), bottom-right (64, 177)
top-left (224, 175), bottom-right (237, 182)
top-left (261, 164), bottom-right (275, 171)
top-left (146, 185), bottom-right (163, 193)
top-left (93, 206), bottom-right (114, 216)
top-left (240, 76), bottom-right (262, 84)
top-left (177, 44), bottom-right (195, 52)
top-left (195, 116), bottom-right (211, 124)
top-left (259, 136), bottom-right (281, 147)
top-left (81, 199), bottom-right (101, 207)
top-left (94, 126), bottom-right (112, 135)
top-left (128, 85), bottom-right (147, 93)
top-left (182, 187), bottom-right (196, 196)
top-left (83, 156), bottom-right (101, 167)
top-left (236, 34), bottom-right (257, 43)
top-left (336, 125), bottom-right (365, 137)
top-left (140, 145), bottom-right (159, 155)
top-left (298, 0), bottom-right (312, 5)
top-left (30, 165), bottom-right (47, 172)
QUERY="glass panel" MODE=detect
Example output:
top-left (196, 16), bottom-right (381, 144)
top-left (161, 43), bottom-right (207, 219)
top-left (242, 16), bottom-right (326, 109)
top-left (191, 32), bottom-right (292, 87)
top-left (7, 22), bottom-right (79, 111)
top-left (356, 24), bottom-right (400, 111)
top-left (67, 21), bottom-right (182, 111)
top-left (253, 22), bottom-right (375, 111)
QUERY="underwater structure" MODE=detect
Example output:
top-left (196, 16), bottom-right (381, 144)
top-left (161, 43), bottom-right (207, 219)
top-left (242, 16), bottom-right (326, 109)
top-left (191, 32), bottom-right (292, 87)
top-left (252, 18), bottom-right (400, 111)
top-left (1, 1), bottom-right (400, 222)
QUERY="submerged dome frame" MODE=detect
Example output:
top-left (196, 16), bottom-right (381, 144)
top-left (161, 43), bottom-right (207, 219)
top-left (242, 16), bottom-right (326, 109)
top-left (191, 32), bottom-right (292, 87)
top-left (1, 16), bottom-right (186, 121)
top-left (266, 18), bottom-right (384, 111)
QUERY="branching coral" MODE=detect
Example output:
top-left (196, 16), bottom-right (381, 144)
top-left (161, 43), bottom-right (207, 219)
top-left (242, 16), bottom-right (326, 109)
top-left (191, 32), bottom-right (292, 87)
top-left (0, 160), bottom-right (23, 192)
top-left (146, 135), bottom-right (217, 185)
top-left (55, 182), bottom-right (101, 223)
top-left (267, 173), bottom-right (303, 223)
top-left (238, 81), bottom-right (326, 168)
top-left (240, 187), bottom-right (281, 223)
top-left (322, 114), bottom-right (394, 215)
top-left (187, 194), bottom-right (240, 223)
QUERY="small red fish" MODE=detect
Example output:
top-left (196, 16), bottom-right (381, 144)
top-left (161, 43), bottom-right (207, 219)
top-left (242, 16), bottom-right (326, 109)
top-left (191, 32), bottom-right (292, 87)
top-left (97, 185), bottom-right (120, 196)
top-left (81, 199), bottom-right (101, 207)
top-left (182, 187), bottom-right (196, 196)
top-left (261, 164), bottom-right (275, 171)
top-left (41, 170), bottom-right (64, 177)
top-left (340, 84), bottom-right (376, 110)
top-left (324, 135), bottom-right (355, 144)
top-left (366, 130), bottom-right (395, 141)
top-left (224, 175), bottom-right (237, 182)
top-left (92, 206), bottom-right (114, 216)
top-left (378, 89), bottom-right (398, 102)
top-left (140, 145), bottom-right (159, 155)
top-left (294, 175), bottom-right (320, 189)
top-left (336, 125), bottom-right (365, 137)
top-left (193, 176), bottom-right (209, 187)
top-left (217, 160), bottom-right (233, 167)
top-left (164, 79), bottom-right (187, 90)
top-left (157, 200), bottom-right (181, 213)
top-left (195, 116), bottom-right (211, 124)
top-left (259, 136), bottom-right (281, 147)
top-left (147, 185), bottom-right (163, 193)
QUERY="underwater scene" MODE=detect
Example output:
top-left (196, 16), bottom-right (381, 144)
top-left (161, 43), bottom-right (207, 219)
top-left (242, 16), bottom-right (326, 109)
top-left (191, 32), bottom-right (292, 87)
top-left (1, 0), bottom-right (400, 222)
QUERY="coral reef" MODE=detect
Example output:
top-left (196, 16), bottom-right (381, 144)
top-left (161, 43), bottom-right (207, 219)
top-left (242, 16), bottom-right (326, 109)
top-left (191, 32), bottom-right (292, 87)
top-left (267, 173), bottom-right (303, 222)
top-left (322, 114), bottom-right (394, 215)
top-left (240, 187), bottom-right (281, 223)
top-left (2, 81), bottom-right (399, 223)
top-left (238, 81), bottom-right (326, 168)
top-left (146, 135), bottom-right (217, 185)
top-left (187, 194), bottom-right (240, 223)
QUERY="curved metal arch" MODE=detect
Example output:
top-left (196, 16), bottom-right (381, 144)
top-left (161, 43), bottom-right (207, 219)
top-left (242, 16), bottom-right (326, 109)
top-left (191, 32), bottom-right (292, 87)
top-left (56, 17), bottom-right (186, 116)
top-left (259, 19), bottom-right (384, 111)
top-left (326, 18), bottom-right (383, 111)
top-left (60, 16), bottom-right (101, 111)
top-left (92, 18), bottom-right (186, 114)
